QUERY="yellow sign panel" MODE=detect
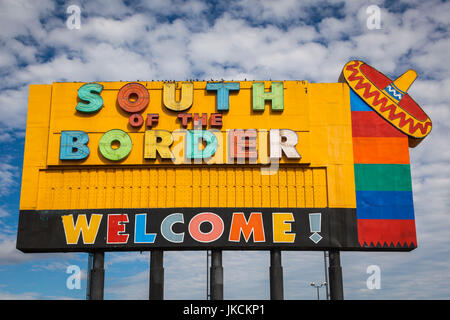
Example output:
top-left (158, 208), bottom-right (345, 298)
top-left (20, 81), bottom-right (356, 212)
top-left (18, 61), bottom-right (430, 252)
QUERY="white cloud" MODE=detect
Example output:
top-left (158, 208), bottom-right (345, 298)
top-left (104, 251), bottom-right (207, 300)
top-left (0, 287), bottom-right (42, 300)
top-left (0, 237), bottom-right (42, 265)
top-left (0, 207), bottom-right (9, 218)
top-left (0, 0), bottom-right (55, 39)
top-left (164, 251), bottom-right (207, 300)
top-left (0, 87), bottom-right (30, 129)
top-left (0, 160), bottom-right (17, 196)
top-left (0, 286), bottom-right (79, 300)
top-left (106, 269), bottom-right (149, 300)
top-left (105, 251), bottom-right (149, 267)
top-left (0, 235), bottom-right (78, 266)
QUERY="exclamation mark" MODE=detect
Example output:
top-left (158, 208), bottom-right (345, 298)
top-left (309, 213), bottom-right (322, 244)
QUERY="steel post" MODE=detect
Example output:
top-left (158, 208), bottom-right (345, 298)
top-left (210, 249), bottom-right (223, 300)
top-left (149, 250), bottom-right (164, 300)
top-left (324, 251), bottom-right (330, 300)
top-left (89, 251), bottom-right (105, 300)
top-left (328, 249), bottom-right (344, 300)
top-left (270, 249), bottom-right (284, 300)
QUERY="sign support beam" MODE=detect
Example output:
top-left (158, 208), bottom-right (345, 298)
top-left (270, 249), bottom-right (284, 300)
top-left (206, 250), bottom-right (211, 300)
top-left (149, 250), bottom-right (164, 300)
top-left (328, 249), bottom-right (344, 300)
top-left (210, 249), bottom-right (223, 300)
top-left (88, 251), bottom-right (105, 300)
top-left (324, 251), bottom-right (330, 300)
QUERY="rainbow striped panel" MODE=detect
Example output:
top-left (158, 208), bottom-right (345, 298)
top-left (350, 89), bottom-right (417, 249)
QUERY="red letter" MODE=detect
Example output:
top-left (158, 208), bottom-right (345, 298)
top-left (146, 113), bottom-right (159, 128)
top-left (229, 212), bottom-right (265, 242)
top-left (210, 113), bottom-right (222, 128)
top-left (188, 212), bottom-right (224, 243)
top-left (193, 113), bottom-right (208, 127)
top-left (229, 129), bottom-right (257, 160)
top-left (177, 113), bottom-right (192, 127)
top-left (107, 214), bottom-right (129, 244)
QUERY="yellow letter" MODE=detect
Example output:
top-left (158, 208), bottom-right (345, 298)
top-left (144, 130), bottom-right (174, 159)
top-left (163, 82), bottom-right (193, 111)
top-left (62, 214), bottom-right (102, 244)
top-left (272, 213), bottom-right (295, 243)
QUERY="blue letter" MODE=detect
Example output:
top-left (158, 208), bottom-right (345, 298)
top-left (76, 83), bottom-right (104, 113)
top-left (206, 82), bottom-right (240, 111)
top-left (161, 213), bottom-right (185, 243)
top-left (60, 131), bottom-right (90, 160)
top-left (186, 130), bottom-right (218, 159)
top-left (134, 214), bottom-right (156, 243)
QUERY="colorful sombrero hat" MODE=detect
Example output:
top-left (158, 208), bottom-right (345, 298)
top-left (340, 60), bottom-right (432, 147)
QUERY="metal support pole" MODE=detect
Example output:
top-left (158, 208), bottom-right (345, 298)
top-left (86, 253), bottom-right (93, 300)
top-left (324, 251), bottom-right (330, 300)
top-left (210, 249), bottom-right (223, 300)
top-left (149, 250), bottom-right (164, 300)
top-left (328, 249), bottom-right (344, 300)
top-left (206, 250), bottom-right (211, 300)
top-left (270, 249), bottom-right (284, 300)
top-left (89, 251), bottom-right (105, 300)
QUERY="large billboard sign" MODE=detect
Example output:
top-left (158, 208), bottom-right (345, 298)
top-left (16, 60), bottom-right (431, 252)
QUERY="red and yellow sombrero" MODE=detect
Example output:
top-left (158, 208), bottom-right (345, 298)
top-left (340, 60), bottom-right (432, 147)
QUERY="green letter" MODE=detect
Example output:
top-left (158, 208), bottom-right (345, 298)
top-left (252, 82), bottom-right (283, 111)
top-left (99, 129), bottom-right (132, 161)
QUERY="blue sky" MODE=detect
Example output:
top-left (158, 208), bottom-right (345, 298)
top-left (0, 0), bottom-right (449, 300)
